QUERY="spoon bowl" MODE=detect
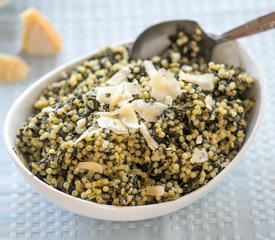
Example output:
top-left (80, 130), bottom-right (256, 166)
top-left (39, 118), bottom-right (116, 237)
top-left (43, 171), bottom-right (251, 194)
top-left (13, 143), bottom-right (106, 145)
top-left (130, 20), bottom-right (215, 61)
top-left (130, 12), bottom-right (275, 60)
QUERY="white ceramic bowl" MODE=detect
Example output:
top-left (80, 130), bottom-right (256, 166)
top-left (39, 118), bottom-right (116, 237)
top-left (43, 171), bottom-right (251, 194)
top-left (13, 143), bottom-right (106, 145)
top-left (4, 40), bottom-right (265, 221)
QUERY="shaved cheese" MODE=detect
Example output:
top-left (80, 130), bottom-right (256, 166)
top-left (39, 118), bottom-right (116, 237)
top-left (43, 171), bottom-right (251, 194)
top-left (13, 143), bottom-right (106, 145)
top-left (73, 126), bottom-right (100, 144)
top-left (204, 95), bottom-right (215, 110)
top-left (196, 135), bottom-right (203, 144)
top-left (190, 148), bottom-right (208, 163)
top-left (96, 73), bottom-right (169, 147)
top-left (144, 60), bottom-right (181, 105)
top-left (140, 122), bottom-right (158, 150)
top-left (145, 186), bottom-right (165, 197)
top-left (181, 65), bottom-right (193, 72)
top-left (119, 104), bottom-right (139, 130)
top-left (98, 116), bottom-right (128, 134)
top-left (97, 100), bottom-right (167, 125)
top-left (106, 66), bottom-right (130, 85)
top-left (143, 60), bottom-right (157, 77)
top-left (96, 85), bottom-right (117, 104)
top-left (97, 103), bottom-right (139, 130)
top-left (110, 81), bottom-right (141, 110)
top-left (132, 100), bottom-right (168, 122)
top-left (179, 71), bottom-right (215, 91)
top-left (96, 81), bottom-right (141, 110)
top-left (96, 109), bottom-right (120, 117)
top-left (102, 140), bottom-right (109, 149)
top-left (109, 94), bottom-right (125, 110)
top-left (41, 107), bottom-right (54, 113)
top-left (78, 162), bottom-right (103, 173)
top-left (123, 81), bottom-right (142, 96)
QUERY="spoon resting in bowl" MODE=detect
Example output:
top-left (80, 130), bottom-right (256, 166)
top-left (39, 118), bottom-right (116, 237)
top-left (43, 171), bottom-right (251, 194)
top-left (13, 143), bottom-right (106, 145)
top-left (130, 12), bottom-right (275, 61)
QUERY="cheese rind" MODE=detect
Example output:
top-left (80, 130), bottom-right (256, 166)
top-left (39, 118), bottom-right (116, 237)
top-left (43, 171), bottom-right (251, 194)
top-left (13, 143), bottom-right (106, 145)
top-left (0, 54), bottom-right (30, 82)
top-left (21, 8), bottom-right (62, 55)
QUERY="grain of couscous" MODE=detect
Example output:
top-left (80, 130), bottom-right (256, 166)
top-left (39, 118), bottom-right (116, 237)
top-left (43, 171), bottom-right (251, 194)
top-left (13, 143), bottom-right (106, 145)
top-left (16, 29), bottom-right (254, 206)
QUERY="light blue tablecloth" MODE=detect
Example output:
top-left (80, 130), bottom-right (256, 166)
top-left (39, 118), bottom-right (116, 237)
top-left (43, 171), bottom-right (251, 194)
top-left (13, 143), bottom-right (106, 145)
top-left (1, 1), bottom-right (275, 239)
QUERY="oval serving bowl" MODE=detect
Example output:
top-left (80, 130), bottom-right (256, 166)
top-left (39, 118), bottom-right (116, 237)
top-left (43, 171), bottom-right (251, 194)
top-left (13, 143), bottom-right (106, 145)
top-left (4, 40), bottom-right (265, 221)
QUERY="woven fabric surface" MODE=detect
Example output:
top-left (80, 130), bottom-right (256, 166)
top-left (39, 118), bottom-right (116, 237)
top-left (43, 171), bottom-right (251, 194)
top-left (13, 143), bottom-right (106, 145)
top-left (0, 0), bottom-right (275, 239)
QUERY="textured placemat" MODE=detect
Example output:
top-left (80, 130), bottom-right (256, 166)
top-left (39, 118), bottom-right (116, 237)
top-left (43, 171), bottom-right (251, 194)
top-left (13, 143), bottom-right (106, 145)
top-left (0, 0), bottom-right (275, 239)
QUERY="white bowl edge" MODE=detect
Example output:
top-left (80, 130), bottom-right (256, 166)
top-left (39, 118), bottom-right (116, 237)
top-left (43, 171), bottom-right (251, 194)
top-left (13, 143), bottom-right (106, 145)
top-left (3, 40), bottom-right (266, 221)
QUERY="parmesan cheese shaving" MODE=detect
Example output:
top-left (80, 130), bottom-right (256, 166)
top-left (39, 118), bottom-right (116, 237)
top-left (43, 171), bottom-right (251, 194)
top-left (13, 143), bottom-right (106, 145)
top-left (96, 85), bottom-right (117, 104)
top-left (190, 148), bottom-right (208, 163)
top-left (98, 116), bottom-right (128, 134)
top-left (78, 162), bottom-right (103, 173)
top-left (181, 65), bottom-right (193, 72)
top-left (106, 67), bottom-right (130, 85)
top-left (123, 81), bottom-right (142, 96)
top-left (204, 95), bottom-right (215, 110)
top-left (144, 60), bottom-right (181, 105)
top-left (102, 140), bottom-right (109, 149)
top-left (119, 104), bottom-right (140, 130)
top-left (96, 81), bottom-right (142, 110)
top-left (179, 71), bottom-right (215, 91)
top-left (195, 135), bottom-right (203, 144)
top-left (96, 109), bottom-right (120, 117)
top-left (97, 100), bottom-right (167, 123)
top-left (132, 100), bottom-right (168, 122)
top-left (96, 76), bottom-right (168, 149)
top-left (96, 103), bottom-right (139, 130)
top-left (139, 122), bottom-right (159, 150)
top-left (143, 60), bottom-right (157, 77)
top-left (41, 107), bottom-right (54, 113)
top-left (73, 126), bottom-right (100, 144)
top-left (145, 186), bottom-right (165, 197)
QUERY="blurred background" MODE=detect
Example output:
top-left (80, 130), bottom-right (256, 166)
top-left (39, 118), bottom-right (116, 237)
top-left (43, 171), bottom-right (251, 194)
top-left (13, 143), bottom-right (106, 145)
top-left (0, 0), bottom-right (275, 239)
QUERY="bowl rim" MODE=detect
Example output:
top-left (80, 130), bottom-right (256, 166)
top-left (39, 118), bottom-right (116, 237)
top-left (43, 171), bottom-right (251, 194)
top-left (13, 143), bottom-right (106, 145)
top-left (3, 40), bottom-right (266, 221)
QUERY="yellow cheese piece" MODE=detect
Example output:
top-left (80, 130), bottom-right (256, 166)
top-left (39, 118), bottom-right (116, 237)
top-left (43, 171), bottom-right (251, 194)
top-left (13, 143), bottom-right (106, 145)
top-left (0, 54), bottom-right (30, 82)
top-left (21, 8), bottom-right (62, 55)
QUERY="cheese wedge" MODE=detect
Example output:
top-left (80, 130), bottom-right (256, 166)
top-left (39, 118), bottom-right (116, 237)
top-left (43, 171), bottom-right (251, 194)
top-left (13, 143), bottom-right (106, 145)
top-left (21, 8), bottom-right (62, 55)
top-left (0, 54), bottom-right (30, 82)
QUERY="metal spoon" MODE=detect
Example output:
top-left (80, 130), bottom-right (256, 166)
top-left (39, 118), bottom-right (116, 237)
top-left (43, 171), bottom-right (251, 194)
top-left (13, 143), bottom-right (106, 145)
top-left (130, 12), bottom-right (275, 61)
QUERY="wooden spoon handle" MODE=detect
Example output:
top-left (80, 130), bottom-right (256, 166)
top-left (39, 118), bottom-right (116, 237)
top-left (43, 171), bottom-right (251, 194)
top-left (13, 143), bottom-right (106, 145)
top-left (216, 12), bottom-right (275, 43)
